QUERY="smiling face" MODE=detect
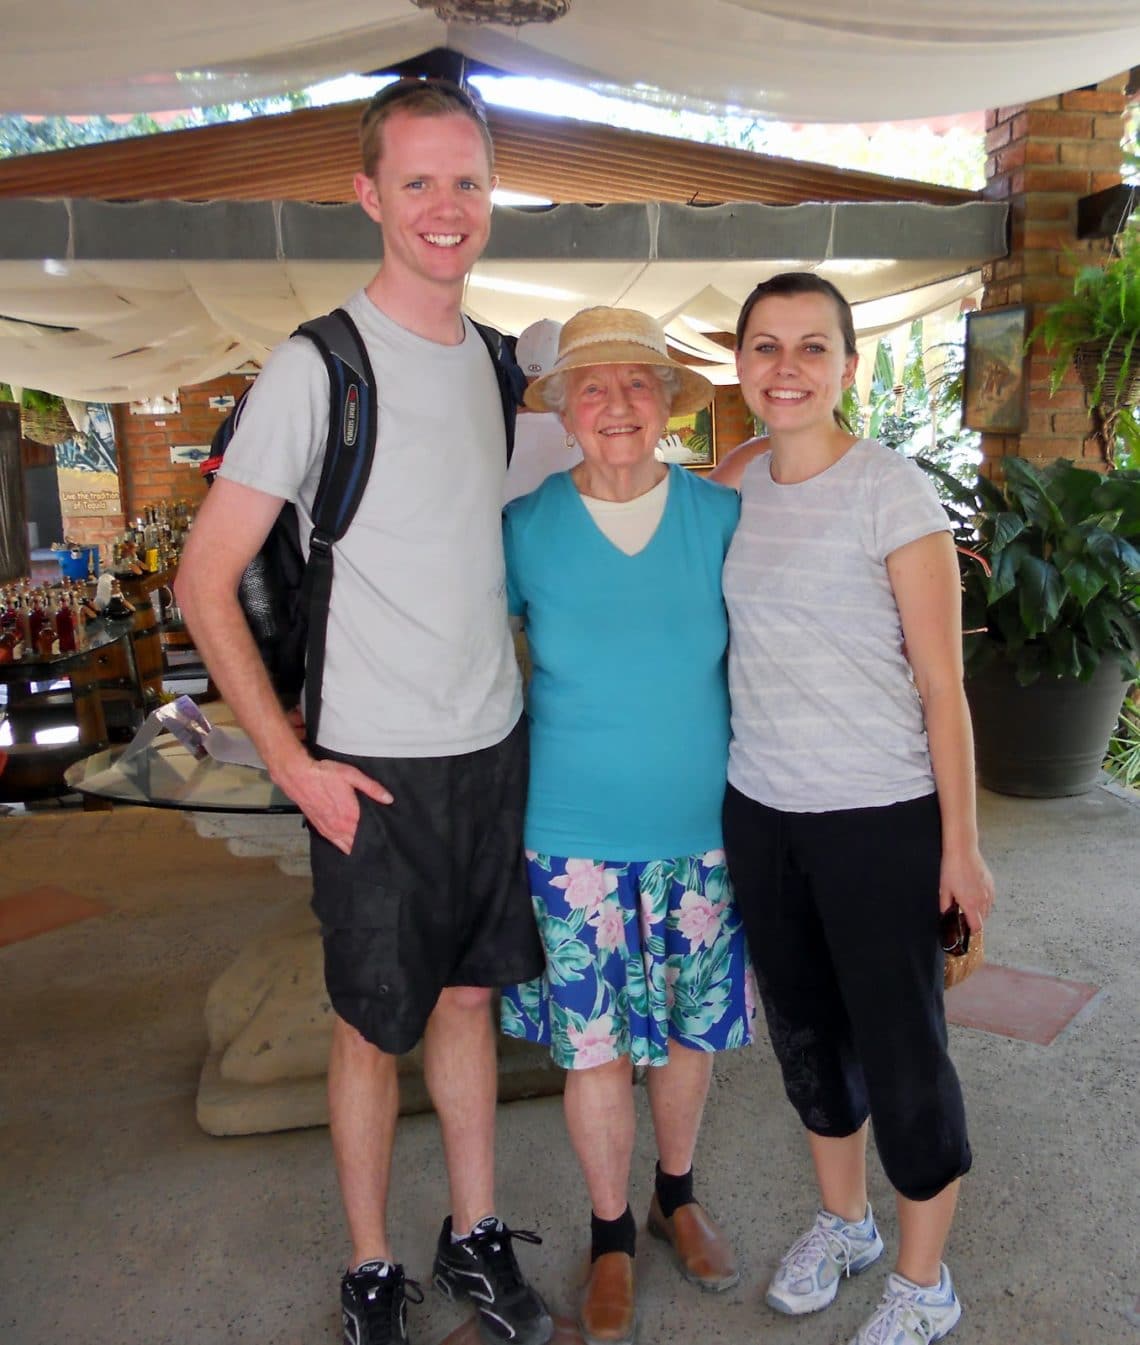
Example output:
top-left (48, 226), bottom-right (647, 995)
top-left (562, 363), bottom-right (672, 470)
top-left (354, 108), bottom-right (496, 296)
top-left (735, 290), bottom-right (858, 435)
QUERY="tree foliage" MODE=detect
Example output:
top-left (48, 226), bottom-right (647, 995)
top-left (0, 95), bottom-right (309, 159)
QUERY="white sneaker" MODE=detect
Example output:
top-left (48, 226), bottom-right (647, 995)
top-left (849, 1264), bottom-right (962, 1345)
top-left (766, 1204), bottom-right (885, 1315)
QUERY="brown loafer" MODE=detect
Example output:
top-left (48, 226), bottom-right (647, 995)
top-left (578, 1250), bottom-right (637, 1345)
top-left (646, 1193), bottom-right (740, 1292)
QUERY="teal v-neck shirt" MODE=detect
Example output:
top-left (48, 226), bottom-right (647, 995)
top-left (504, 465), bottom-right (740, 860)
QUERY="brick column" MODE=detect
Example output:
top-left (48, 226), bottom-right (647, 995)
top-left (980, 73), bottom-right (1128, 473)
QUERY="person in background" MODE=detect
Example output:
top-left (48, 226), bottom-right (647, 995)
top-left (500, 306), bottom-right (754, 1345)
top-left (503, 318), bottom-right (581, 502)
top-left (717, 271), bottom-right (994, 1345)
top-left (177, 78), bottom-right (550, 1345)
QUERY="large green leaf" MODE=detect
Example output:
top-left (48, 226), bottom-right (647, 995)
top-left (1003, 457), bottom-right (1066, 535)
top-left (1061, 558), bottom-right (1108, 608)
top-left (1017, 555), bottom-right (1067, 635)
top-left (991, 512), bottom-right (1027, 552)
top-left (1048, 461), bottom-right (1109, 525)
top-left (987, 540), bottom-right (1029, 603)
top-left (1086, 529), bottom-right (1140, 593)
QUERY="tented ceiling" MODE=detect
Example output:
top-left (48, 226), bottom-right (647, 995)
top-left (0, 200), bottom-right (1004, 402)
top-left (0, 1), bottom-right (1137, 122)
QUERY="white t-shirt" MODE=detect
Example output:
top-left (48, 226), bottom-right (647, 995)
top-left (502, 412), bottom-right (582, 503)
top-left (218, 289), bottom-right (522, 757)
top-left (723, 439), bottom-right (952, 812)
top-left (580, 474), bottom-right (669, 556)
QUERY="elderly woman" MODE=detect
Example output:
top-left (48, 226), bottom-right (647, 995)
top-left (500, 307), bottom-right (754, 1345)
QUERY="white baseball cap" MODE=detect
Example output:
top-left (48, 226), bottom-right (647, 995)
top-left (515, 319), bottom-right (563, 380)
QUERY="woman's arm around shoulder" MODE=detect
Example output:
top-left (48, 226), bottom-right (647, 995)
top-left (709, 435), bottom-right (769, 491)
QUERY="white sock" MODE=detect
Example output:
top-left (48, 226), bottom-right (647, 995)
top-left (452, 1215), bottom-right (501, 1243)
top-left (352, 1258), bottom-right (393, 1276)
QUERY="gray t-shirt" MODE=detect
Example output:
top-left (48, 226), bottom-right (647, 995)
top-left (218, 289), bottom-right (522, 757)
top-left (723, 439), bottom-right (952, 812)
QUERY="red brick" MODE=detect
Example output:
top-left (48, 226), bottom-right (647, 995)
top-left (1050, 410), bottom-right (1098, 435)
top-left (1023, 224), bottom-right (1079, 253)
top-left (1021, 192), bottom-right (1073, 221)
top-left (1020, 167), bottom-right (1096, 193)
top-left (996, 143), bottom-right (1027, 173)
top-left (1093, 115), bottom-right (1127, 140)
top-left (1021, 110), bottom-right (1093, 140)
top-left (1060, 141), bottom-right (1127, 170)
top-left (1090, 171), bottom-right (1127, 192)
top-left (984, 121), bottom-right (1012, 153)
top-left (1061, 90), bottom-right (1127, 113)
top-left (1023, 141), bottom-right (1061, 166)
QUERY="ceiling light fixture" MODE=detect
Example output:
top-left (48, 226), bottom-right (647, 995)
top-left (411, 0), bottom-right (571, 25)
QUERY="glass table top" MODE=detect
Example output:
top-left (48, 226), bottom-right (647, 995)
top-left (65, 737), bottom-right (298, 813)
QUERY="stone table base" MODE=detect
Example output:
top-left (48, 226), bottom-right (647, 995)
top-left (195, 889), bottom-right (563, 1137)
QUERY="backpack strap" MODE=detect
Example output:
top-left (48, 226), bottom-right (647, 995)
top-left (291, 307), bottom-right (378, 747)
top-left (474, 320), bottom-right (526, 463)
top-left (288, 311), bottom-right (519, 746)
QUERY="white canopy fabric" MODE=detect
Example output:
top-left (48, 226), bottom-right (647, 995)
top-left (0, 200), bottom-right (1001, 401)
top-left (1, 1), bottom-right (1138, 121)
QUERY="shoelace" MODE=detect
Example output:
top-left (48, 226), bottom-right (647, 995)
top-left (358, 1270), bottom-right (424, 1344)
top-left (782, 1222), bottom-right (858, 1280)
top-left (469, 1224), bottom-right (543, 1296)
top-left (861, 1290), bottom-right (937, 1345)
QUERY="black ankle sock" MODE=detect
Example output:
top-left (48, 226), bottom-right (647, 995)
top-left (590, 1205), bottom-right (637, 1262)
top-left (654, 1161), bottom-right (695, 1218)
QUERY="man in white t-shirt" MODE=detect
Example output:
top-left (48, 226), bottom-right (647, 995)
top-left (177, 80), bottom-right (550, 1345)
top-left (503, 318), bottom-right (581, 503)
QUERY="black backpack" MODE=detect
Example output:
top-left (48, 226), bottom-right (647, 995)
top-left (202, 307), bottom-right (524, 745)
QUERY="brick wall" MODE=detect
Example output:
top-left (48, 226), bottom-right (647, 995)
top-left (980, 74), bottom-right (1129, 473)
top-left (711, 384), bottom-right (755, 466)
top-left (115, 373), bottom-right (254, 518)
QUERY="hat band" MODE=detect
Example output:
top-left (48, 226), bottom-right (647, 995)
top-left (556, 328), bottom-right (668, 362)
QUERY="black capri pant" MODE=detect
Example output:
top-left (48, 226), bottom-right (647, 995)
top-left (723, 784), bottom-right (971, 1202)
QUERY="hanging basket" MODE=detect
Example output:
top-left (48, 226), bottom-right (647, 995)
top-left (1073, 341), bottom-right (1140, 409)
top-left (20, 403), bottom-right (78, 446)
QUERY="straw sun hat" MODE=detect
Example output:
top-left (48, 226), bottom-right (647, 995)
top-left (523, 307), bottom-right (714, 417)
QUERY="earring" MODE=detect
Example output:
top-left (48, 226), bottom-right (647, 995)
top-left (565, 434), bottom-right (576, 449)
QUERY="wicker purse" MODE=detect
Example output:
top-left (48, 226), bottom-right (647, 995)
top-left (942, 904), bottom-right (985, 989)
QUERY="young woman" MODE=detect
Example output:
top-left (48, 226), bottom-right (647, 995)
top-left (715, 273), bottom-right (994, 1345)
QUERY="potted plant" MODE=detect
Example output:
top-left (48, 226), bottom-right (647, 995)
top-left (919, 455), bottom-right (1140, 796)
top-left (1031, 217), bottom-right (1140, 463)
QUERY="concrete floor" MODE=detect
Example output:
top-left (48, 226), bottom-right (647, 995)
top-left (1, 783), bottom-right (1137, 1345)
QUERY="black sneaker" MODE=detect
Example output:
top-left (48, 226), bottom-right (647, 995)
top-left (432, 1216), bottom-right (553, 1345)
top-left (340, 1260), bottom-right (424, 1345)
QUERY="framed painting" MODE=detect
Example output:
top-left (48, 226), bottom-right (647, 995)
top-left (962, 304), bottom-right (1030, 433)
top-left (656, 405), bottom-right (716, 468)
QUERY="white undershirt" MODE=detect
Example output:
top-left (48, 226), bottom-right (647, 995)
top-left (579, 475), bottom-right (670, 555)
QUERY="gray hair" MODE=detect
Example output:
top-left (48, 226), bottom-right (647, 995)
top-left (541, 363), bottom-right (681, 416)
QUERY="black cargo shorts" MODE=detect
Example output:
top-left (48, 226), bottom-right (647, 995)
top-left (309, 716), bottom-right (544, 1055)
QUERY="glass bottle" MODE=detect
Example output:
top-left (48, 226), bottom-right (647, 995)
top-left (55, 592), bottom-right (76, 653)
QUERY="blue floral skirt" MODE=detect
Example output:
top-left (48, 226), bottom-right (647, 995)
top-left (501, 849), bottom-right (756, 1069)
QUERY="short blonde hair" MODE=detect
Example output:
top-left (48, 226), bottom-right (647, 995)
top-left (359, 78), bottom-right (494, 178)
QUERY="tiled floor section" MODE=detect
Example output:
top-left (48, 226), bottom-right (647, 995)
top-left (945, 962), bottom-right (1099, 1045)
top-left (0, 883), bottom-right (108, 947)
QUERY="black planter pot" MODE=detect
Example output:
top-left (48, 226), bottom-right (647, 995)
top-left (965, 657), bottom-right (1131, 797)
